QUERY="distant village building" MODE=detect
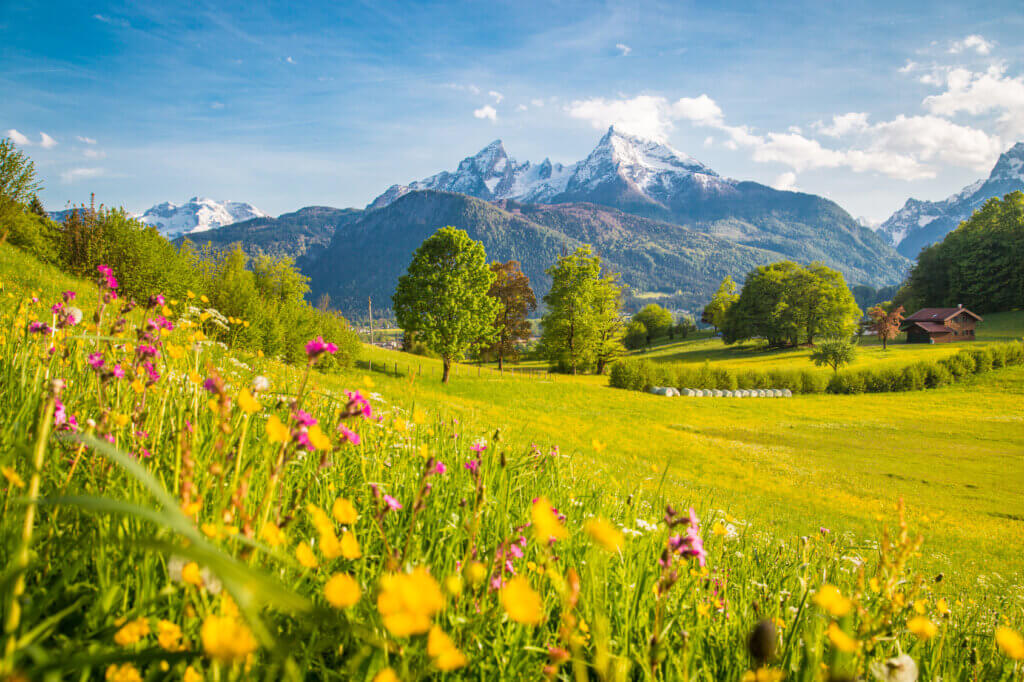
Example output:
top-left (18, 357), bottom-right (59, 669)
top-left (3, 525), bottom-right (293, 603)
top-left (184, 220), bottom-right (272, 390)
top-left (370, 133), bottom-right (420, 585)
top-left (901, 306), bottom-right (982, 343)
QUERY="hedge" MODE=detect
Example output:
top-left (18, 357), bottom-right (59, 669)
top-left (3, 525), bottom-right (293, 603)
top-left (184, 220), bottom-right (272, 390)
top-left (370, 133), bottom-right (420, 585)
top-left (609, 340), bottom-right (1024, 396)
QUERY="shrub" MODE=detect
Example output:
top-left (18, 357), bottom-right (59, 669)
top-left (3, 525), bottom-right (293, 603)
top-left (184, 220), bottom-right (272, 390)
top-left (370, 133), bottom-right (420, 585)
top-left (942, 353), bottom-right (976, 378)
top-left (967, 348), bottom-right (993, 374)
top-left (828, 371), bottom-right (866, 394)
top-left (923, 361), bottom-right (952, 388)
top-left (799, 370), bottom-right (829, 394)
top-left (865, 367), bottom-right (901, 393)
top-left (899, 363), bottom-right (927, 391)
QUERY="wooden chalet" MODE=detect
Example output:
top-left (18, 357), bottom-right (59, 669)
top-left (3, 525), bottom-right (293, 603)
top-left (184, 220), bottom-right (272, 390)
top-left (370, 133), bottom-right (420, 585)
top-left (901, 305), bottom-right (983, 343)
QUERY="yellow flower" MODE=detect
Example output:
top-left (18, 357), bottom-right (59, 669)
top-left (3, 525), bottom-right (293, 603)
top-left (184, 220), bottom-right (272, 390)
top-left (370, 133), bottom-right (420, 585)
top-left (591, 438), bottom-right (606, 453)
top-left (500, 576), bottom-right (544, 626)
top-left (114, 618), bottom-right (150, 646)
top-left (584, 518), bottom-right (623, 552)
top-left (362, 375), bottom-right (375, 389)
top-left (372, 668), bottom-right (399, 682)
top-left (307, 504), bottom-right (334, 534)
top-left (332, 497), bottom-right (358, 525)
top-left (2, 466), bottom-right (25, 488)
top-left (869, 577), bottom-right (880, 592)
top-left (444, 575), bottom-right (463, 597)
top-left (712, 521), bottom-right (728, 537)
top-left (266, 415), bottom-right (291, 443)
top-left (376, 567), bottom-right (445, 636)
top-left (187, 290), bottom-right (196, 299)
top-left (340, 531), bottom-right (362, 559)
top-left (428, 625), bottom-right (468, 671)
top-left (157, 620), bottom-right (184, 651)
top-left (200, 614), bottom-right (257, 662)
top-left (105, 663), bottom-right (143, 682)
top-left (182, 561), bottom-right (204, 588)
top-left (913, 599), bottom-right (927, 615)
top-left (199, 312), bottom-right (211, 322)
top-left (200, 294), bottom-right (209, 303)
top-left (182, 500), bottom-right (201, 516)
top-left (463, 560), bottom-right (488, 587)
top-left (907, 616), bottom-right (938, 642)
top-left (188, 371), bottom-right (202, 385)
top-left (826, 622), bottom-right (858, 653)
top-left (131, 378), bottom-right (145, 394)
top-left (936, 598), bottom-right (950, 616)
top-left (324, 573), bottom-right (361, 609)
top-left (259, 523), bottom-right (286, 547)
top-left (165, 343), bottom-right (185, 360)
top-left (237, 388), bottom-right (261, 414)
top-left (320, 530), bottom-right (343, 559)
top-left (696, 603), bottom-right (710, 617)
top-left (162, 305), bottom-right (174, 317)
top-left (296, 542), bottom-right (319, 569)
top-left (531, 496), bottom-right (568, 542)
top-left (183, 666), bottom-right (203, 682)
top-left (307, 424), bottom-right (333, 450)
top-left (996, 626), bottom-right (1024, 659)
top-left (813, 585), bottom-right (852, 618)
top-left (412, 408), bottom-right (426, 424)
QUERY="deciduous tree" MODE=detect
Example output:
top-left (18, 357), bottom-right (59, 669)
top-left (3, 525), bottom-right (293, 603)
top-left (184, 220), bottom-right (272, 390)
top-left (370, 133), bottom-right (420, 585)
top-left (702, 275), bottom-right (739, 332)
top-left (487, 260), bottom-right (536, 370)
top-left (867, 303), bottom-right (905, 350)
top-left (393, 227), bottom-right (499, 383)
top-left (810, 337), bottom-right (857, 373)
top-left (632, 304), bottom-right (673, 345)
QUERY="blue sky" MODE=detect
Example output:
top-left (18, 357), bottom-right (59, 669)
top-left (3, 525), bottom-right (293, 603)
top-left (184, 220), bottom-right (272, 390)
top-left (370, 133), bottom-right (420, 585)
top-left (3, 0), bottom-right (1024, 221)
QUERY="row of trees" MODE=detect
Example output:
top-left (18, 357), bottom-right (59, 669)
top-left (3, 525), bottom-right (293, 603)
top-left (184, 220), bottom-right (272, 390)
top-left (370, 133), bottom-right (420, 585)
top-left (623, 305), bottom-right (696, 350)
top-left (393, 228), bottom-right (626, 382)
top-left (0, 138), bottom-right (361, 368)
top-left (702, 262), bottom-right (861, 348)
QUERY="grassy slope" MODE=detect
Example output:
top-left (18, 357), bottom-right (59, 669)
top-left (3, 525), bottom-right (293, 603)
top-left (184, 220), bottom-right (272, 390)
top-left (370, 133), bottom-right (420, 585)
top-left (3, 243), bottom-right (1022, 588)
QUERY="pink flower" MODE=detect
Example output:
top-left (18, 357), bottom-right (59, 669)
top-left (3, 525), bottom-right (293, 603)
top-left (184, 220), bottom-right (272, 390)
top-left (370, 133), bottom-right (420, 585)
top-left (110, 364), bottom-right (125, 379)
top-left (96, 264), bottom-right (118, 290)
top-left (293, 410), bottom-right (316, 427)
top-left (470, 439), bottom-right (487, 453)
top-left (431, 461), bottom-right (447, 475)
top-left (136, 344), bottom-right (159, 359)
top-left (464, 460), bottom-right (480, 475)
top-left (383, 494), bottom-right (402, 511)
top-left (54, 398), bottom-right (68, 427)
top-left (305, 336), bottom-right (337, 361)
top-left (28, 321), bottom-right (50, 334)
top-left (337, 424), bottom-right (361, 445)
top-left (62, 291), bottom-right (76, 302)
top-left (147, 294), bottom-right (165, 309)
top-left (344, 390), bottom-right (373, 419)
top-left (87, 352), bottom-right (105, 369)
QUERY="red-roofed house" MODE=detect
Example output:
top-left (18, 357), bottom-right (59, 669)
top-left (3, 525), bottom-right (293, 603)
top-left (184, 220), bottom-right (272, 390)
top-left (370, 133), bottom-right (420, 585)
top-left (900, 306), bottom-right (983, 343)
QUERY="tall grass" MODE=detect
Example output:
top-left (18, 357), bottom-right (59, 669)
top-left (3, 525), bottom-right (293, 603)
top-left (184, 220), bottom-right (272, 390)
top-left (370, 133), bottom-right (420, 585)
top-left (0, 266), bottom-right (1022, 680)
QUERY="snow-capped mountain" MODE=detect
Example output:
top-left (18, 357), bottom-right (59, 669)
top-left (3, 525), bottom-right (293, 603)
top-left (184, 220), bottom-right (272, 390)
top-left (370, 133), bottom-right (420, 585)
top-left (368, 127), bottom-right (731, 212)
top-left (880, 142), bottom-right (1024, 258)
top-left (138, 197), bottom-right (268, 238)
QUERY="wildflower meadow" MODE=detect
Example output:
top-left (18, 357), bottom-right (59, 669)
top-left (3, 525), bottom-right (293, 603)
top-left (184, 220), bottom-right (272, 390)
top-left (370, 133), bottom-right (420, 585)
top-left (1, 262), bottom-right (1023, 681)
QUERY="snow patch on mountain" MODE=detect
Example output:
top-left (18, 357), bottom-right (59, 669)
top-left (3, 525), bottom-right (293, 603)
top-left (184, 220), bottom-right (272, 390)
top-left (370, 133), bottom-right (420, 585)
top-left (138, 197), bottom-right (268, 238)
top-left (367, 126), bottom-right (727, 210)
top-left (880, 142), bottom-right (1024, 254)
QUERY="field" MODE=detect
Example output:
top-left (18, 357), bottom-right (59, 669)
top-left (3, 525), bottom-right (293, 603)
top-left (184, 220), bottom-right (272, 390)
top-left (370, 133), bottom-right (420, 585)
top-left (1, 243), bottom-right (1023, 679)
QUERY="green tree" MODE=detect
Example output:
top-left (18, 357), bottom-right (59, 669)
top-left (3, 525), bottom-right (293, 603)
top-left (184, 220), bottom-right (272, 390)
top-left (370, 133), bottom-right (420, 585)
top-left (675, 313), bottom-right (697, 339)
top-left (632, 303), bottom-right (673, 345)
top-left (722, 261), bottom-right (861, 347)
top-left (0, 137), bottom-right (41, 226)
top-left (810, 337), bottom-right (857, 373)
top-left (623, 320), bottom-right (648, 350)
top-left (541, 246), bottom-right (615, 374)
top-left (393, 227), bottom-right (499, 383)
top-left (487, 260), bottom-right (537, 370)
top-left (592, 271), bottom-right (625, 374)
top-left (702, 275), bottom-right (739, 332)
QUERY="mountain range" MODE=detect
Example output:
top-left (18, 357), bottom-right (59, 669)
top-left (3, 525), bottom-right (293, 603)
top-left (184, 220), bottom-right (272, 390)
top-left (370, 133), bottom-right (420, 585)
top-left (183, 127), bottom-right (912, 313)
top-left (879, 142), bottom-right (1024, 258)
top-left (137, 197), bottom-right (268, 238)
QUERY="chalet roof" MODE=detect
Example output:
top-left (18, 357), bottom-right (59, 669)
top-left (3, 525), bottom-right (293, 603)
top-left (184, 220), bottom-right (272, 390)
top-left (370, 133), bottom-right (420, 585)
top-left (908, 321), bottom-right (952, 334)
top-left (905, 307), bottom-right (983, 322)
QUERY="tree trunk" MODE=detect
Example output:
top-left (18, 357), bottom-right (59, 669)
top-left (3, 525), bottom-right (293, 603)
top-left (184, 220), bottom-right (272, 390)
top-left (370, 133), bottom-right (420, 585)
top-left (497, 353), bottom-right (504, 371)
top-left (442, 357), bottom-right (451, 384)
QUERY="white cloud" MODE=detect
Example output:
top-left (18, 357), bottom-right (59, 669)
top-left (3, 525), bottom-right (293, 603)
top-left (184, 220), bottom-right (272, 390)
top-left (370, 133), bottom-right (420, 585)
top-left (616, 43), bottom-right (632, 56)
top-left (76, 135), bottom-right (97, 144)
top-left (6, 129), bottom-right (31, 145)
top-left (899, 60), bottom-right (919, 74)
top-left (39, 132), bottom-right (57, 148)
top-left (516, 104), bottom-right (528, 112)
top-left (211, 102), bottom-right (225, 109)
top-left (772, 172), bottom-right (798, 191)
top-left (285, 56), bottom-right (296, 64)
top-left (473, 105), bottom-right (497, 122)
top-left (489, 90), bottom-right (504, 103)
top-left (703, 136), bottom-right (714, 147)
top-left (815, 112), bottom-right (870, 137)
top-left (83, 148), bottom-right (106, 159)
top-left (670, 94), bottom-right (724, 126)
top-left (531, 98), bottom-right (545, 107)
top-left (566, 95), bottom-right (675, 141)
top-left (922, 63), bottom-right (1024, 139)
top-left (950, 34), bottom-right (994, 55)
top-left (60, 167), bottom-right (104, 184)
top-left (867, 114), bottom-right (1003, 170)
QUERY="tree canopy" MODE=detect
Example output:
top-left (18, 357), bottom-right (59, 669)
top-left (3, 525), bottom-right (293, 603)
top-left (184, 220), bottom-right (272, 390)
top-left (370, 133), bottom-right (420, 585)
top-left (540, 245), bottom-right (623, 374)
top-left (722, 261), bottom-right (861, 347)
top-left (632, 304), bottom-right (673, 344)
top-left (486, 260), bottom-right (537, 370)
top-left (702, 275), bottom-right (739, 331)
top-left (393, 226), bottom-right (499, 382)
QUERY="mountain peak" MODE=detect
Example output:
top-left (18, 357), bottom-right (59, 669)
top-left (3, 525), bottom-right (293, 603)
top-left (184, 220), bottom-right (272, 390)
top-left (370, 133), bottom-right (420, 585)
top-left (139, 198), bottom-right (268, 238)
